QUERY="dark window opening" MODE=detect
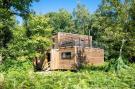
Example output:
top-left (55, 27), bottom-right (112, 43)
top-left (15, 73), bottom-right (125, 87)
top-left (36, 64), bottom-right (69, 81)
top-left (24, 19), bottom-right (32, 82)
top-left (47, 53), bottom-right (51, 62)
top-left (61, 52), bottom-right (71, 59)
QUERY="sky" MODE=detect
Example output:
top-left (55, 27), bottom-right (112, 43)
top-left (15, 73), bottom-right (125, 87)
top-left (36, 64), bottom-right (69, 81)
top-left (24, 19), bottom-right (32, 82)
top-left (17, 0), bottom-right (101, 24)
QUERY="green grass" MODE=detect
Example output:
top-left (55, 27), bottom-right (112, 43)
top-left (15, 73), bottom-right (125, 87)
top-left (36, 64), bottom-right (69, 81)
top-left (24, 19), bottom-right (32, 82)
top-left (0, 61), bottom-right (135, 89)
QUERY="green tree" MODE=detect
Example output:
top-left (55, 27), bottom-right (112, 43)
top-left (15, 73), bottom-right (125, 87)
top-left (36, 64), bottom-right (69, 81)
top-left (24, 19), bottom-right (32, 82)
top-left (92, 0), bottom-right (135, 60)
top-left (0, 0), bottom-right (39, 46)
top-left (126, 0), bottom-right (135, 59)
top-left (73, 3), bottom-right (91, 35)
top-left (25, 14), bottom-right (52, 59)
top-left (7, 15), bottom-right (52, 61)
top-left (0, 0), bottom-right (39, 62)
top-left (46, 9), bottom-right (74, 34)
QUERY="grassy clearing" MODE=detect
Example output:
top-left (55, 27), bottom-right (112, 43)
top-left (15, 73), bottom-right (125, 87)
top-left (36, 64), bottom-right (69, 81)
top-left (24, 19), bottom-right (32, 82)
top-left (0, 61), bottom-right (135, 89)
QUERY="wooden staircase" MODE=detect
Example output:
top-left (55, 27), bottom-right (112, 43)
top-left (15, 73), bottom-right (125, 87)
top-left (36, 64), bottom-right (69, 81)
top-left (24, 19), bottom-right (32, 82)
top-left (42, 61), bottom-right (51, 71)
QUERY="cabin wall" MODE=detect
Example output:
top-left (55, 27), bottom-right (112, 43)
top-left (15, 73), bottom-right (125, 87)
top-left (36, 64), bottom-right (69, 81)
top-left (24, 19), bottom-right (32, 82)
top-left (84, 48), bottom-right (104, 65)
top-left (50, 49), bottom-right (59, 70)
top-left (58, 47), bottom-right (77, 69)
top-left (50, 47), bottom-right (77, 70)
top-left (58, 32), bottom-right (92, 47)
top-left (49, 32), bottom-right (104, 70)
top-left (53, 32), bottom-right (92, 48)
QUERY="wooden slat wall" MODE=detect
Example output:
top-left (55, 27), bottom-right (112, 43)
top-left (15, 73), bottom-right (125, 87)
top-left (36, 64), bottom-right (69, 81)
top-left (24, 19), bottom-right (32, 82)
top-left (84, 48), bottom-right (104, 65)
top-left (50, 49), bottom-right (59, 70)
top-left (49, 32), bottom-right (104, 70)
top-left (53, 32), bottom-right (92, 48)
top-left (58, 47), bottom-right (76, 70)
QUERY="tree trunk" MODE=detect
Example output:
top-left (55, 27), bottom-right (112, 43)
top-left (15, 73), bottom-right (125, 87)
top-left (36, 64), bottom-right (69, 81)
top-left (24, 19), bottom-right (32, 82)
top-left (119, 39), bottom-right (125, 57)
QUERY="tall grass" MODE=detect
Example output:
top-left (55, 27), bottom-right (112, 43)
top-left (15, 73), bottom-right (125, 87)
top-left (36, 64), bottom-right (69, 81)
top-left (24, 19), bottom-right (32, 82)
top-left (0, 61), bottom-right (135, 89)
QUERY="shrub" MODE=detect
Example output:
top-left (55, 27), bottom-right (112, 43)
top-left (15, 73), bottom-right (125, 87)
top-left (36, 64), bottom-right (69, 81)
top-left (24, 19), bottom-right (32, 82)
top-left (1, 60), bottom-right (135, 89)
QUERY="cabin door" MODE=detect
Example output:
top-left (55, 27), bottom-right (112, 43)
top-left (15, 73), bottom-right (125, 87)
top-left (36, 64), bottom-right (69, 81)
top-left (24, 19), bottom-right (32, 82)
top-left (46, 53), bottom-right (51, 62)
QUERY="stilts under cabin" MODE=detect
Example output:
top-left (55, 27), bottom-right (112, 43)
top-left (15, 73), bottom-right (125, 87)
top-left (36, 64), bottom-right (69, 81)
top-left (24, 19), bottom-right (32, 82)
top-left (34, 32), bottom-right (104, 71)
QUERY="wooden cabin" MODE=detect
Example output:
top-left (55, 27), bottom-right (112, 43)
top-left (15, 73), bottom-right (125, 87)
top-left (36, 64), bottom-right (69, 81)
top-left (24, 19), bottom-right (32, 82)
top-left (42, 32), bottom-right (104, 70)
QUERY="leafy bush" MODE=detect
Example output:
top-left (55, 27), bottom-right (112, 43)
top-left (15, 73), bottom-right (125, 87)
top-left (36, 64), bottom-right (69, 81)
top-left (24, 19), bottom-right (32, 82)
top-left (105, 57), bottom-right (129, 73)
top-left (0, 63), bottom-right (135, 89)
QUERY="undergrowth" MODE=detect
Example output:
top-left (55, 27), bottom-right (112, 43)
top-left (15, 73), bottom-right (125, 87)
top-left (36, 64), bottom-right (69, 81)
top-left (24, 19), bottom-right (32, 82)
top-left (0, 60), bottom-right (135, 89)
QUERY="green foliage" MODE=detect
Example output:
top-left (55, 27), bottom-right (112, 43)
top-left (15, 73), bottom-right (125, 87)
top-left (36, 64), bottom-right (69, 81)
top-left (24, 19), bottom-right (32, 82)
top-left (6, 15), bottom-right (53, 60)
top-left (0, 1), bottom-right (135, 89)
top-left (46, 9), bottom-right (74, 34)
top-left (45, 4), bottom-right (91, 35)
top-left (0, 0), bottom-right (39, 48)
top-left (0, 16), bottom-right (16, 49)
top-left (105, 57), bottom-right (129, 73)
top-left (73, 3), bottom-right (91, 35)
top-left (0, 63), bottom-right (135, 89)
top-left (27, 14), bottom-right (53, 57)
top-left (91, 0), bottom-right (135, 59)
top-left (0, 0), bottom-right (39, 19)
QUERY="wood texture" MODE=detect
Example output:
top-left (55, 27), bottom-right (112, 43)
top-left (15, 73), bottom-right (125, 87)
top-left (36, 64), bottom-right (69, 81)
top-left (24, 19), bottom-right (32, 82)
top-left (43, 32), bottom-right (104, 70)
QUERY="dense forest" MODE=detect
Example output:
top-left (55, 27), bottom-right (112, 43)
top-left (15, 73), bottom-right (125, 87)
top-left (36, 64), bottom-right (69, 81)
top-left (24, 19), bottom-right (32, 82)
top-left (0, 0), bottom-right (135, 89)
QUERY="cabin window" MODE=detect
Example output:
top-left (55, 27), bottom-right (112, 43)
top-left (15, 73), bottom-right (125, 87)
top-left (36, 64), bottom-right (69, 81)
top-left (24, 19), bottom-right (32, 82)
top-left (61, 52), bottom-right (72, 59)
